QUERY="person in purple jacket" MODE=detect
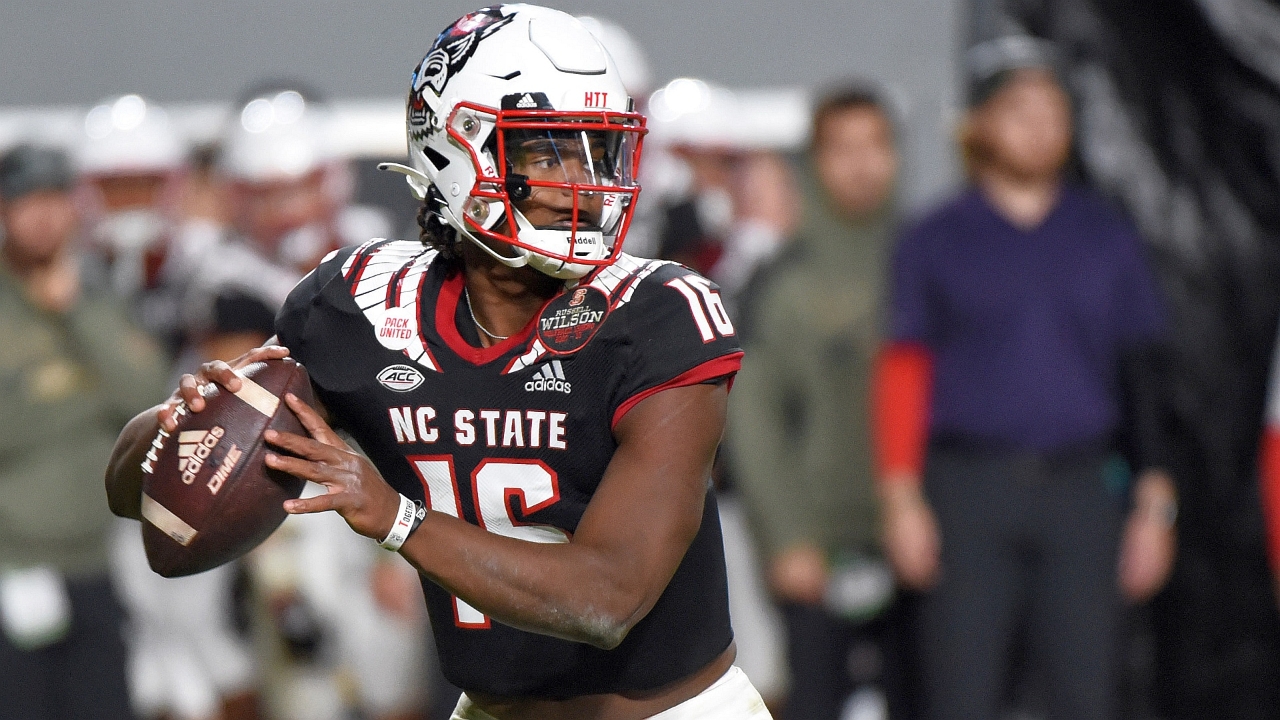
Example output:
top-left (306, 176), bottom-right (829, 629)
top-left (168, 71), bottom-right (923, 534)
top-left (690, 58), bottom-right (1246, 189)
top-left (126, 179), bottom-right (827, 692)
top-left (873, 37), bottom-right (1179, 720)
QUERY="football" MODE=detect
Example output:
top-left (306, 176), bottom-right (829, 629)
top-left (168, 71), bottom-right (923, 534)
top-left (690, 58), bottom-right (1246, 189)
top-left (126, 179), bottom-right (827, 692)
top-left (138, 357), bottom-right (316, 577)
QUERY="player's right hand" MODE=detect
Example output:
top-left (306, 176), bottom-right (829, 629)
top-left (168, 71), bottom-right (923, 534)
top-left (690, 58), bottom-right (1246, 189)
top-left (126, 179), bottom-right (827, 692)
top-left (157, 344), bottom-right (291, 432)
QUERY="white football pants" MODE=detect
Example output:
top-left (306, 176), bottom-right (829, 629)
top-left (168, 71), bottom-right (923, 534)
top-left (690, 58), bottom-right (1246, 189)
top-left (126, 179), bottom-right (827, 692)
top-left (450, 665), bottom-right (773, 720)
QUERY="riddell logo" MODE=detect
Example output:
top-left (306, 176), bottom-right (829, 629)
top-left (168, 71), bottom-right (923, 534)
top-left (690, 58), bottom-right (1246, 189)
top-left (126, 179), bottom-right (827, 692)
top-left (178, 427), bottom-right (225, 485)
top-left (525, 360), bottom-right (571, 394)
top-left (378, 364), bottom-right (425, 392)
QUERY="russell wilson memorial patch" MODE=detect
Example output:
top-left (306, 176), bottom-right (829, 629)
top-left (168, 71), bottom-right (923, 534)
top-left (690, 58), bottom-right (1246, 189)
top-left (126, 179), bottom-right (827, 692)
top-left (536, 286), bottom-right (609, 356)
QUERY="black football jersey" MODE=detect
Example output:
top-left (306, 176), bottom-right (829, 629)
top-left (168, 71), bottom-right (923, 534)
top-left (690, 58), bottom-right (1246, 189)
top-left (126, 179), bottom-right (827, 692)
top-left (275, 239), bottom-right (743, 698)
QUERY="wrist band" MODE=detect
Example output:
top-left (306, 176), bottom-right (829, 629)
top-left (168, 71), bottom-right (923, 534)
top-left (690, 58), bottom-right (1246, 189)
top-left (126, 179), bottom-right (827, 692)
top-left (380, 494), bottom-right (426, 551)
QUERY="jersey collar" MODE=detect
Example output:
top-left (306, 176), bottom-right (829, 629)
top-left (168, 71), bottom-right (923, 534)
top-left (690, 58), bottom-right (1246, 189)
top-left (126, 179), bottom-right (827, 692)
top-left (435, 271), bottom-right (544, 366)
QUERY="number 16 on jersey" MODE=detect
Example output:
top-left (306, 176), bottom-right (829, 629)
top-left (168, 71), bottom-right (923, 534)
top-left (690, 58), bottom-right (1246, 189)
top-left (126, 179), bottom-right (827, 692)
top-left (409, 455), bottom-right (569, 628)
top-left (666, 276), bottom-right (735, 342)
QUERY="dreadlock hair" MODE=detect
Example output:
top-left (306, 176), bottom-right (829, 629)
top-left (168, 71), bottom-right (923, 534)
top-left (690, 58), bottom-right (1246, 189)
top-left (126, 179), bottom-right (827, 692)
top-left (416, 184), bottom-right (464, 268)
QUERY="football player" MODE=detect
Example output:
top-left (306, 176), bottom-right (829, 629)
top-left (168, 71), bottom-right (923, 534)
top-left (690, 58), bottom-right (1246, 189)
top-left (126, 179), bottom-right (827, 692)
top-left (108, 5), bottom-right (769, 719)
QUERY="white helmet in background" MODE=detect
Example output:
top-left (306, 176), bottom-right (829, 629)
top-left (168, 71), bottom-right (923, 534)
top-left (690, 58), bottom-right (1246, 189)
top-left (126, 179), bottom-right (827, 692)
top-left (218, 84), bottom-right (354, 269)
top-left (78, 94), bottom-right (185, 177)
top-left (219, 86), bottom-right (336, 184)
top-left (76, 95), bottom-right (187, 295)
top-left (383, 4), bottom-right (647, 280)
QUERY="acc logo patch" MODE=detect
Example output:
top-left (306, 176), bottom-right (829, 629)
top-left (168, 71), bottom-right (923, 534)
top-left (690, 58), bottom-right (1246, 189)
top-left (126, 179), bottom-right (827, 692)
top-left (378, 364), bottom-right (425, 393)
top-left (536, 287), bottom-right (609, 356)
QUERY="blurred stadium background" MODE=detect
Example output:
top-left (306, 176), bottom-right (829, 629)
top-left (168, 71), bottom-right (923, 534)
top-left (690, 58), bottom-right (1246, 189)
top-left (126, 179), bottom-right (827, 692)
top-left (0, 0), bottom-right (963, 214)
top-left (4, 1), bottom-right (1280, 719)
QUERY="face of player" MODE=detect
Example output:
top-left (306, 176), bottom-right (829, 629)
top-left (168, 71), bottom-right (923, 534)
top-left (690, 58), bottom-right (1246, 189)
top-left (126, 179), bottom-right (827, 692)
top-left (1, 190), bottom-right (79, 266)
top-left (971, 69), bottom-right (1073, 182)
top-left (505, 128), bottom-right (617, 232)
top-left (813, 105), bottom-right (898, 218)
top-left (231, 168), bottom-right (334, 255)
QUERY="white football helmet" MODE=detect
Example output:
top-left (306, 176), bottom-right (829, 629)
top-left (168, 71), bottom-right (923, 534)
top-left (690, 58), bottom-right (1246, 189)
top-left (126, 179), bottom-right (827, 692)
top-left (219, 86), bottom-right (336, 184)
top-left (383, 4), bottom-right (647, 279)
top-left (78, 94), bottom-right (185, 177)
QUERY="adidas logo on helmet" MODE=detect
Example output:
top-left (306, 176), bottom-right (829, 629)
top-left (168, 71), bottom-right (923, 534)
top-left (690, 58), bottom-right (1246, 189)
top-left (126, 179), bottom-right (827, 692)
top-left (525, 360), bottom-right (571, 394)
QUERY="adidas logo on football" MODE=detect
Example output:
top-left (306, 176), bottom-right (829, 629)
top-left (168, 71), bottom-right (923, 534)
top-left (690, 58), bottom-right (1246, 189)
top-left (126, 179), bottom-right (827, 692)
top-left (177, 427), bottom-right (225, 485)
top-left (525, 360), bottom-right (571, 394)
top-left (516, 93), bottom-right (537, 109)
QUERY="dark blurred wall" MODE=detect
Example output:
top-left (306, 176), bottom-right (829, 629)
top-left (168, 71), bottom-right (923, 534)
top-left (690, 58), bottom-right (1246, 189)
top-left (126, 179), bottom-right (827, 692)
top-left (0, 0), bottom-right (962, 210)
top-left (971, 1), bottom-right (1280, 718)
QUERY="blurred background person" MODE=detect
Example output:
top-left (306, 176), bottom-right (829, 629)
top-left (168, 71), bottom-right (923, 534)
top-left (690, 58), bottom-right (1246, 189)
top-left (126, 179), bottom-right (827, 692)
top-left (651, 135), bottom-right (799, 313)
top-left (109, 516), bottom-right (261, 720)
top-left (728, 83), bottom-right (900, 720)
top-left (170, 81), bottom-right (425, 720)
top-left (972, 4), bottom-right (1280, 716)
top-left (0, 143), bottom-right (169, 719)
top-left (176, 82), bottom-right (364, 366)
top-left (75, 94), bottom-right (189, 358)
top-left (81, 97), bottom-right (265, 720)
top-left (874, 39), bottom-right (1177, 720)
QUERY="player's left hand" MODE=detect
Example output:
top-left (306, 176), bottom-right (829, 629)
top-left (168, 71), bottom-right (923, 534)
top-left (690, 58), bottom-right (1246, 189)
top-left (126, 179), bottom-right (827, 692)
top-left (264, 393), bottom-right (402, 541)
top-left (1118, 469), bottom-right (1178, 603)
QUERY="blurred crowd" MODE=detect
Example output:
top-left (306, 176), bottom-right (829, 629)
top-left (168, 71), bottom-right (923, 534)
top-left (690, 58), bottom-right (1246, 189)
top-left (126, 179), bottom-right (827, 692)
top-left (1, 11), bottom-right (1278, 720)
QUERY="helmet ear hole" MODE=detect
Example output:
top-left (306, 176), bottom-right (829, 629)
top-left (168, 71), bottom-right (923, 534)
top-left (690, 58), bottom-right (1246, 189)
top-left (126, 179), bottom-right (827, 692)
top-left (423, 147), bottom-right (451, 171)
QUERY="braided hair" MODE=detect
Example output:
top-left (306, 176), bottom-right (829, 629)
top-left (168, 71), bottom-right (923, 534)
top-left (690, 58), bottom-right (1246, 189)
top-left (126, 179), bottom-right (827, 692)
top-left (416, 184), bottom-right (464, 266)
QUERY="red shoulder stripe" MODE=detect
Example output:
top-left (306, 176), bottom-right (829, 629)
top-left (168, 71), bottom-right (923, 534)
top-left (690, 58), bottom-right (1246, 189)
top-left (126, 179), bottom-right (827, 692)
top-left (611, 352), bottom-right (744, 430)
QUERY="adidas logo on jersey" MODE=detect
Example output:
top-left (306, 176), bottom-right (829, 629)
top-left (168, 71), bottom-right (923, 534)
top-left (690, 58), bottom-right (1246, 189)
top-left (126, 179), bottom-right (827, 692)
top-left (515, 93), bottom-right (537, 108)
top-left (177, 427), bottom-right (225, 485)
top-left (525, 361), bottom-right (571, 394)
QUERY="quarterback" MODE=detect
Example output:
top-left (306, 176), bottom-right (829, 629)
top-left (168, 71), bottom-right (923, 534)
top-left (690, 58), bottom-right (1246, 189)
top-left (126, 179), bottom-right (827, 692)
top-left (107, 5), bottom-right (770, 719)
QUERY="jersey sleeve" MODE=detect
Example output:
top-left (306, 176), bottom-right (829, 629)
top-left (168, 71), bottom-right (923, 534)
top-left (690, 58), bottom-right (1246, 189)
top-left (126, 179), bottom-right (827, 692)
top-left (274, 245), bottom-right (358, 350)
top-left (610, 264), bottom-right (744, 428)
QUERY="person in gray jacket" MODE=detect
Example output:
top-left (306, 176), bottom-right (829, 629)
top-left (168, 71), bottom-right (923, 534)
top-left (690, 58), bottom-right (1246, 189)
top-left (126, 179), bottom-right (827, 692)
top-left (0, 144), bottom-right (168, 719)
top-left (728, 85), bottom-right (899, 720)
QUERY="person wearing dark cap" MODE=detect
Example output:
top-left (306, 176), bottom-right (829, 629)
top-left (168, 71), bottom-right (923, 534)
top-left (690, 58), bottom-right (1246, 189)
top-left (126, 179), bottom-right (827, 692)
top-left (0, 144), bottom-right (167, 719)
top-left (871, 38), bottom-right (1178, 720)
